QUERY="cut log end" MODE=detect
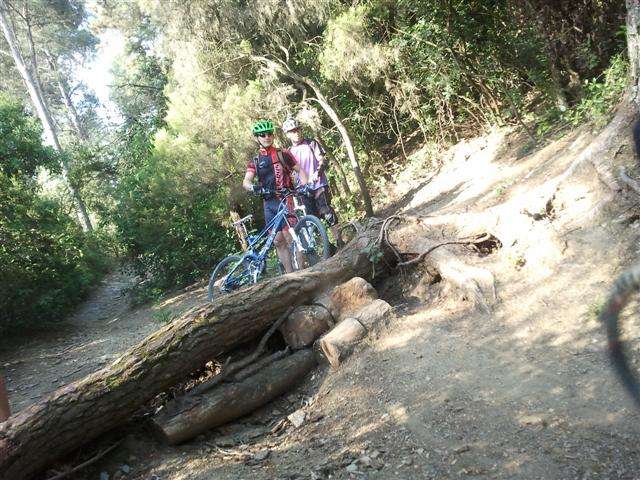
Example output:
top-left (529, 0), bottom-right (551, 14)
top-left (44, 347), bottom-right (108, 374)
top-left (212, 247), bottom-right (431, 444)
top-left (314, 318), bottom-right (367, 369)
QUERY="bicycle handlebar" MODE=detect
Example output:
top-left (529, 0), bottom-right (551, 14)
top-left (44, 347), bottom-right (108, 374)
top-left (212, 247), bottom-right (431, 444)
top-left (252, 186), bottom-right (311, 198)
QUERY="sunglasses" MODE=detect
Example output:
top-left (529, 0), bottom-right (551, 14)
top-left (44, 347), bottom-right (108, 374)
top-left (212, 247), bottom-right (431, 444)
top-left (257, 132), bottom-right (274, 138)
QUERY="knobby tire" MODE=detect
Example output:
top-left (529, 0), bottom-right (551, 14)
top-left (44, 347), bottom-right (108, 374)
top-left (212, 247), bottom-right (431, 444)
top-left (291, 215), bottom-right (331, 270)
top-left (208, 255), bottom-right (246, 301)
top-left (599, 263), bottom-right (640, 408)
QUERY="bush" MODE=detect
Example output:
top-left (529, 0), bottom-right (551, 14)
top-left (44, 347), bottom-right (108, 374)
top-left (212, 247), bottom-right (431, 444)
top-left (0, 93), bottom-right (112, 334)
top-left (112, 150), bottom-right (236, 294)
top-left (0, 174), bottom-right (111, 333)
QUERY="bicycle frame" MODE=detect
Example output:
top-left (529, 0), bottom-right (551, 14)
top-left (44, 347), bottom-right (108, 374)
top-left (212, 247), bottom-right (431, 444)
top-left (220, 191), bottom-right (300, 292)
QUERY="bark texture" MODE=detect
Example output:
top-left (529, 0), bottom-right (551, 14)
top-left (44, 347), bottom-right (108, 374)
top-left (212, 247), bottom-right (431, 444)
top-left (0, 224), bottom-right (384, 480)
top-left (313, 277), bottom-right (392, 368)
top-left (152, 349), bottom-right (317, 445)
top-left (279, 305), bottom-right (332, 349)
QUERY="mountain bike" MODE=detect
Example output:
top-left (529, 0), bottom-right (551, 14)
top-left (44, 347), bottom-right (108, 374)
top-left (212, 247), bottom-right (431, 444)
top-left (600, 264), bottom-right (640, 408)
top-left (207, 187), bottom-right (330, 300)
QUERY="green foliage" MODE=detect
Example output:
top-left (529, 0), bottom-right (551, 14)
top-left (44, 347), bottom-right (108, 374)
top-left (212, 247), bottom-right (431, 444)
top-left (535, 53), bottom-right (628, 135)
top-left (111, 145), bottom-right (236, 292)
top-left (361, 241), bottom-right (384, 277)
top-left (0, 95), bottom-right (111, 333)
top-left (319, 6), bottom-right (392, 85)
top-left (0, 0), bottom-right (98, 123)
top-left (562, 53), bottom-right (628, 128)
top-left (87, 0), bottom-right (629, 303)
top-left (0, 94), bottom-right (58, 177)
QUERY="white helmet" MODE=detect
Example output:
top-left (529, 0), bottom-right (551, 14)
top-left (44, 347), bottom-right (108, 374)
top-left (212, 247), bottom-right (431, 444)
top-left (282, 117), bottom-right (300, 133)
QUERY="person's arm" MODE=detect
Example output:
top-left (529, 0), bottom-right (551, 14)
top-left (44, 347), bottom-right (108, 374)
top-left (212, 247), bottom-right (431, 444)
top-left (312, 139), bottom-right (327, 175)
top-left (293, 162), bottom-right (308, 185)
top-left (242, 170), bottom-right (256, 192)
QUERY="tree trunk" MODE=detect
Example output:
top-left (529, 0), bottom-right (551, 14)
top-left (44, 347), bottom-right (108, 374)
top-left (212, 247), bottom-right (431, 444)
top-left (312, 132), bottom-right (353, 196)
top-left (0, 0), bottom-right (93, 232)
top-left (253, 55), bottom-right (374, 217)
top-left (308, 93), bottom-right (374, 217)
top-left (45, 51), bottom-right (90, 141)
top-left (628, 0), bottom-right (640, 100)
top-left (152, 349), bottom-right (316, 445)
top-left (0, 223), bottom-right (386, 480)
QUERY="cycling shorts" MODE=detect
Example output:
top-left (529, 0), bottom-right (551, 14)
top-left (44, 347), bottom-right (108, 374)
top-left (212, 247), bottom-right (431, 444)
top-left (264, 197), bottom-right (297, 233)
top-left (301, 187), bottom-right (338, 226)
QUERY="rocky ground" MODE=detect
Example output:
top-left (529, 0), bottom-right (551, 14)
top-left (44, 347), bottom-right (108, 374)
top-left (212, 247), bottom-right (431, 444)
top-left (3, 119), bottom-right (640, 480)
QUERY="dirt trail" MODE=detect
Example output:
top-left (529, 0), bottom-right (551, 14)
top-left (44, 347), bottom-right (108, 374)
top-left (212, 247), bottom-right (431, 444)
top-left (0, 272), bottom-right (206, 415)
top-left (3, 124), bottom-right (640, 479)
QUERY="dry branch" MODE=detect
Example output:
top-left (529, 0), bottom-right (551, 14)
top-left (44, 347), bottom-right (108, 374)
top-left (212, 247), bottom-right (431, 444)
top-left (191, 306), bottom-right (294, 395)
top-left (44, 442), bottom-right (121, 480)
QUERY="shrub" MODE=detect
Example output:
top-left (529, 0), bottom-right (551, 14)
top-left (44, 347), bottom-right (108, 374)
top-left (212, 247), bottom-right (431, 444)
top-left (0, 174), bottom-right (111, 333)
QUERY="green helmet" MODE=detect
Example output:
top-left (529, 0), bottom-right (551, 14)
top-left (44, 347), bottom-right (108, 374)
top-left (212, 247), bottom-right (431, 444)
top-left (251, 119), bottom-right (274, 135)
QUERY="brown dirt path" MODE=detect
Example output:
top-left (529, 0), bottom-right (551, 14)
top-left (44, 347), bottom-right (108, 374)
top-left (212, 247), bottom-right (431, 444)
top-left (0, 271), bottom-right (207, 415)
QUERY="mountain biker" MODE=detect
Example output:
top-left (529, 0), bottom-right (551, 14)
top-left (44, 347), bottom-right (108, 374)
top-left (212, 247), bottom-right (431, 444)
top-left (242, 119), bottom-right (308, 273)
top-left (282, 117), bottom-right (340, 246)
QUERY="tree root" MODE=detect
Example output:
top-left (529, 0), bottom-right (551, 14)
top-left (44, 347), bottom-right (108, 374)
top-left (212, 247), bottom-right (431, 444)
top-left (619, 166), bottom-right (640, 197)
top-left (523, 100), bottom-right (635, 219)
top-left (378, 215), bottom-right (498, 313)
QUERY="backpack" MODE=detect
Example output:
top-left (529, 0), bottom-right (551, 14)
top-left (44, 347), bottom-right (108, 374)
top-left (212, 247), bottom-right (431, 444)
top-left (252, 149), bottom-right (290, 187)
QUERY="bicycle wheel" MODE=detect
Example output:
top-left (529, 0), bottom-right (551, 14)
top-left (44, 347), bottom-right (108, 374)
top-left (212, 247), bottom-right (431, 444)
top-left (600, 264), bottom-right (640, 408)
top-left (291, 215), bottom-right (330, 270)
top-left (207, 255), bottom-right (251, 301)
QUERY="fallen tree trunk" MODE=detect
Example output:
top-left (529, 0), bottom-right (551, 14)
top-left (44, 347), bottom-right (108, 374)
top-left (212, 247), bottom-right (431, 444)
top-left (0, 222), bottom-right (386, 480)
top-left (154, 277), bottom-right (391, 444)
top-left (152, 349), bottom-right (317, 445)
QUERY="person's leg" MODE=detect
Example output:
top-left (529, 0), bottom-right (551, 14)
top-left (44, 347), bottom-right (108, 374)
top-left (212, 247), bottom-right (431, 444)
top-left (0, 375), bottom-right (10, 422)
top-left (274, 231), bottom-right (294, 273)
top-left (264, 198), bottom-right (294, 273)
top-left (315, 188), bottom-right (342, 247)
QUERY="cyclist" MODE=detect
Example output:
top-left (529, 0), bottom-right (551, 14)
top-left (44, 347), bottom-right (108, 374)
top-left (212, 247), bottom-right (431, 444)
top-left (282, 117), bottom-right (340, 246)
top-left (242, 119), bottom-right (308, 273)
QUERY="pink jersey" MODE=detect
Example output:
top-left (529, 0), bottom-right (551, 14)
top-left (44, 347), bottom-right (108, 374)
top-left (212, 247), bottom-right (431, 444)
top-left (288, 138), bottom-right (328, 190)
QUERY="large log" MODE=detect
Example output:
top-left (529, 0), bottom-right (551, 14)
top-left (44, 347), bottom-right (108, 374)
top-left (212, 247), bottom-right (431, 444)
top-left (152, 349), bottom-right (317, 445)
top-left (313, 283), bottom-right (393, 368)
top-left (0, 223), bottom-right (386, 480)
